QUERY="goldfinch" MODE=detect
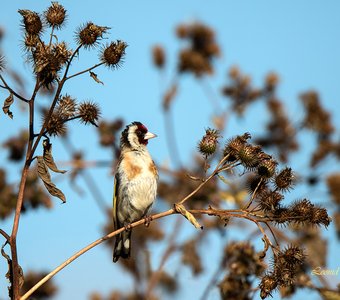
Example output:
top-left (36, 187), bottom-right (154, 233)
top-left (113, 121), bottom-right (158, 262)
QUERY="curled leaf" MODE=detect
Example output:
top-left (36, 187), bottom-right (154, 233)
top-left (174, 203), bottom-right (203, 229)
top-left (43, 139), bottom-right (66, 173)
top-left (1, 242), bottom-right (24, 298)
top-left (37, 156), bottom-right (66, 203)
top-left (2, 93), bottom-right (14, 119)
top-left (89, 71), bottom-right (104, 85)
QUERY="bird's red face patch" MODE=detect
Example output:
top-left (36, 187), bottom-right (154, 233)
top-left (135, 123), bottom-right (149, 145)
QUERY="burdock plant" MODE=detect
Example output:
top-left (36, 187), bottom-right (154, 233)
top-left (0, 2), bottom-right (126, 299)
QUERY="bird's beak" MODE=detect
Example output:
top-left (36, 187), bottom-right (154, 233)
top-left (144, 131), bottom-right (157, 140)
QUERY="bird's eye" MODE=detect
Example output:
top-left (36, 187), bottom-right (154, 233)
top-left (136, 130), bottom-right (142, 136)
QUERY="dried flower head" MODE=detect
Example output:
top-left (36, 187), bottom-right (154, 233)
top-left (176, 22), bottom-right (219, 76)
top-left (223, 132), bottom-right (251, 160)
top-left (18, 9), bottom-right (43, 35)
top-left (101, 40), bottom-right (127, 68)
top-left (32, 41), bottom-right (71, 86)
top-left (259, 273), bottom-right (278, 299)
top-left (57, 94), bottom-right (77, 118)
top-left (245, 175), bottom-right (267, 195)
top-left (78, 101), bottom-right (100, 126)
top-left (43, 112), bottom-right (67, 136)
top-left (257, 157), bottom-right (277, 179)
top-left (238, 144), bottom-right (263, 170)
top-left (23, 33), bottom-right (40, 50)
top-left (76, 22), bottom-right (109, 48)
top-left (274, 167), bottom-right (295, 192)
top-left (152, 45), bottom-right (166, 69)
top-left (258, 190), bottom-right (283, 212)
top-left (178, 49), bottom-right (212, 76)
top-left (289, 199), bottom-right (314, 223)
top-left (311, 206), bottom-right (331, 227)
top-left (198, 128), bottom-right (219, 156)
top-left (44, 2), bottom-right (67, 29)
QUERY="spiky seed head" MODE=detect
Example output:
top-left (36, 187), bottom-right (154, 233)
top-left (245, 175), bottom-right (267, 195)
top-left (311, 206), bottom-right (331, 227)
top-left (258, 190), bottom-right (283, 212)
top-left (257, 158), bottom-right (277, 179)
top-left (290, 199), bottom-right (314, 222)
top-left (45, 2), bottom-right (67, 29)
top-left (101, 40), bottom-right (127, 68)
top-left (238, 145), bottom-right (262, 170)
top-left (57, 95), bottom-right (77, 118)
top-left (18, 10), bottom-right (43, 35)
top-left (76, 22), bottom-right (109, 48)
top-left (23, 33), bottom-right (40, 50)
top-left (44, 112), bottom-right (67, 137)
top-left (78, 101), bottom-right (100, 125)
top-left (281, 245), bottom-right (305, 267)
top-left (259, 273), bottom-right (277, 299)
top-left (198, 128), bottom-right (219, 156)
top-left (224, 132), bottom-right (251, 160)
top-left (274, 167), bottom-right (295, 192)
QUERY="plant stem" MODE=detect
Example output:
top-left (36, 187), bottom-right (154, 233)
top-left (10, 79), bottom-right (40, 299)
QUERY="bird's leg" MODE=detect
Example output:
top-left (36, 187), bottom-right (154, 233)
top-left (143, 215), bottom-right (153, 227)
top-left (124, 222), bottom-right (132, 231)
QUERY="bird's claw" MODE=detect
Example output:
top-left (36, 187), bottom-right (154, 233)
top-left (144, 215), bottom-right (152, 227)
top-left (124, 223), bottom-right (132, 231)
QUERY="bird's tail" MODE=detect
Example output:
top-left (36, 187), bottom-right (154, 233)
top-left (113, 230), bottom-right (132, 262)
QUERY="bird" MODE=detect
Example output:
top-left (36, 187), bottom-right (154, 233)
top-left (112, 121), bottom-right (158, 262)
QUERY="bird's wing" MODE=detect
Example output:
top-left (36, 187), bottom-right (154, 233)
top-left (112, 173), bottom-right (119, 230)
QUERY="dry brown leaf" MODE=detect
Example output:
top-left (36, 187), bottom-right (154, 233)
top-left (37, 156), bottom-right (66, 203)
top-left (174, 203), bottom-right (203, 229)
top-left (43, 139), bottom-right (66, 173)
top-left (2, 93), bottom-right (14, 119)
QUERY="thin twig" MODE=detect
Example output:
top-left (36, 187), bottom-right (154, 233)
top-left (0, 74), bottom-right (29, 103)
top-left (0, 229), bottom-right (10, 242)
top-left (66, 62), bottom-right (104, 81)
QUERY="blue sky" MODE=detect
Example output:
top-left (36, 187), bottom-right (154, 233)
top-left (1, 1), bottom-right (340, 299)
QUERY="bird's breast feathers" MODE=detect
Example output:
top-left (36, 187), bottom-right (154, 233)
top-left (117, 150), bottom-right (158, 212)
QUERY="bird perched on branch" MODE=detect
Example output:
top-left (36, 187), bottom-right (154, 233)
top-left (112, 121), bottom-right (158, 262)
